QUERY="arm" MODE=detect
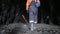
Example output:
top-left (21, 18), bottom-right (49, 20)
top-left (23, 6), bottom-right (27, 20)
top-left (36, 0), bottom-right (40, 3)
top-left (26, 0), bottom-right (31, 12)
top-left (35, 0), bottom-right (41, 7)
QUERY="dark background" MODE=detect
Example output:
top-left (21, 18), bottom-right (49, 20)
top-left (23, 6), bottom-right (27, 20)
top-left (0, 0), bottom-right (60, 26)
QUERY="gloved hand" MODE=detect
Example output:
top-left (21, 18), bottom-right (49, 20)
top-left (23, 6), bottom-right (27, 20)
top-left (35, 2), bottom-right (41, 7)
top-left (26, 10), bottom-right (28, 13)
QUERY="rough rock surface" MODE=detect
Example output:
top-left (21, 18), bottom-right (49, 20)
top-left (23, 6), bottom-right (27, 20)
top-left (0, 23), bottom-right (60, 34)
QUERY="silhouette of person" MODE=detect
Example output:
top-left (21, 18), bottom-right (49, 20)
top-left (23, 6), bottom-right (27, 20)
top-left (26, 0), bottom-right (40, 24)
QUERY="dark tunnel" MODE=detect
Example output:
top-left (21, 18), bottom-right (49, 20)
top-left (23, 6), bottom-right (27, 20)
top-left (0, 0), bottom-right (60, 26)
top-left (0, 0), bottom-right (60, 34)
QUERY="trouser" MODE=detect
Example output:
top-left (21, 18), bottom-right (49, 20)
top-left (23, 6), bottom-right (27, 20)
top-left (29, 6), bottom-right (38, 23)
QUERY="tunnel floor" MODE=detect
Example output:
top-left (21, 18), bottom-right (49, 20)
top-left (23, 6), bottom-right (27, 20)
top-left (0, 23), bottom-right (60, 34)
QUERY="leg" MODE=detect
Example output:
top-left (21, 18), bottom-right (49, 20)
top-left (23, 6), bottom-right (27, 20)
top-left (34, 8), bottom-right (38, 24)
top-left (29, 11), bottom-right (34, 23)
top-left (34, 14), bottom-right (38, 24)
top-left (29, 7), bottom-right (35, 31)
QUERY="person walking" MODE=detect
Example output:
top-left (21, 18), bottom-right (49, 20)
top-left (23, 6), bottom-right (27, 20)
top-left (26, 0), bottom-right (40, 31)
